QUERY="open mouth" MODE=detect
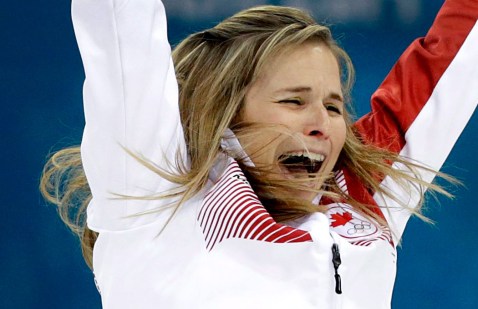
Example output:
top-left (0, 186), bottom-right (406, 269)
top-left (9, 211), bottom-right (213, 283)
top-left (278, 151), bottom-right (325, 175)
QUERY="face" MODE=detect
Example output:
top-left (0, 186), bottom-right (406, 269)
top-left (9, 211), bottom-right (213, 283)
top-left (239, 41), bottom-right (347, 200)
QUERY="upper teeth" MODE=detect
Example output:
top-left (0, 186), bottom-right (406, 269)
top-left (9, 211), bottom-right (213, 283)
top-left (283, 151), bottom-right (325, 162)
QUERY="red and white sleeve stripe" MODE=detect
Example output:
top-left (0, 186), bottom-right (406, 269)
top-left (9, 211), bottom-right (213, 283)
top-left (353, 0), bottom-right (478, 241)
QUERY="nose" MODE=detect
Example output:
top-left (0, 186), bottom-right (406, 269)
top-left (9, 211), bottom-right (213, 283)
top-left (303, 104), bottom-right (330, 138)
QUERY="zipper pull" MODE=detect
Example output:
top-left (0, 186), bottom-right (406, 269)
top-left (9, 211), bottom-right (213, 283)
top-left (332, 243), bottom-right (342, 294)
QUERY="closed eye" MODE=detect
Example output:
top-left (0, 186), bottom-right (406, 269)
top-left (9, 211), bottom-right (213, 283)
top-left (278, 98), bottom-right (304, 105)
top-left (325, 103), bottom-right (343, 115)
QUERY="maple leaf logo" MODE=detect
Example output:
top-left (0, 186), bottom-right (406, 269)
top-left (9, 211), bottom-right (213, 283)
top-left (330, 211), bottom-right (353, 227)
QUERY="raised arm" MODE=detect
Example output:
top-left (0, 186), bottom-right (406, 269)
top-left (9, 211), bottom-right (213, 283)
top-left (73, 0), bottom-right (186, 231)
top-left (354, 0), bottom-right (478, 239)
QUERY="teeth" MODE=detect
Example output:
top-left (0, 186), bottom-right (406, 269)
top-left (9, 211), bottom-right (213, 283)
top-left (283, 151), bottom-right (325, 162)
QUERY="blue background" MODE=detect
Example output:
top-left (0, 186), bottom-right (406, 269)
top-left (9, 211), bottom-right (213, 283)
top-left (1, 0), bottom-right (476, 308)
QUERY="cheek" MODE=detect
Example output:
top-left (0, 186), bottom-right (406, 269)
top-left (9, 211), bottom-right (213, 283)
top-left (244, 107), bottom-right (293, 126)
top-left (235, 126), bottom-right (282, 167)
top-left (333, 121), bottom-right (347, 153)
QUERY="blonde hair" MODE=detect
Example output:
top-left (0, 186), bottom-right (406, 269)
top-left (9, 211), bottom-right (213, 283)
top-left (40, 5), bottom-right (451, 269)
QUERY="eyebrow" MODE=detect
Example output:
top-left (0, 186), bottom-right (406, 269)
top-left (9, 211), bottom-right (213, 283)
top-left (274, 86), bottom-right (344, 103)
top-left (274, 86), bottom-right (312, 94)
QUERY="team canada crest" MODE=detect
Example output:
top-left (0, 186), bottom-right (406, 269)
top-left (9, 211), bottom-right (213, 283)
top-left (327, 203), bottom-right (393, 247)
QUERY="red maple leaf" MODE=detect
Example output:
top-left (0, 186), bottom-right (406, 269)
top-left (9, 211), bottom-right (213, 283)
top-left (330, 211), bottom-right (353, 227)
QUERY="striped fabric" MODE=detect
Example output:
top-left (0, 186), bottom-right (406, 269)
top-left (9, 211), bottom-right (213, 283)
top-left (198, 161), bottom-right (312, 250)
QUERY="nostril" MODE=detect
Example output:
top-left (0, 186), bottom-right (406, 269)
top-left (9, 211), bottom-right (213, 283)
top-left (309, 130), bottom-right (321, 136)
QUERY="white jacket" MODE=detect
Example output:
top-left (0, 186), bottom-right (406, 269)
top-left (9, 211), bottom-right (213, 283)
top-left (73, 0), bottom-right (478, 307)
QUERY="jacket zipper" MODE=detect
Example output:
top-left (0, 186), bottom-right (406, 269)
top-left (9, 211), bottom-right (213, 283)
top-left (332, 243), bottom-right (342, 295)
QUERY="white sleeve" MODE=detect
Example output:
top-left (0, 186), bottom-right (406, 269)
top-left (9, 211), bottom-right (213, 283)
top-left (365, 0), bottom-right (478, 241)
top-left (72, 0), bottom-right (186, 231)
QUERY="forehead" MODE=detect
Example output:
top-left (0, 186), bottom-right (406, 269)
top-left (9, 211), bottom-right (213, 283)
top-left (251, 42), bottom-right (342, 94)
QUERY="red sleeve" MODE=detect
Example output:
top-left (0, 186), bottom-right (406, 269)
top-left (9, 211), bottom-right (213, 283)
top-left (354, 0), bottom-right (478, 153)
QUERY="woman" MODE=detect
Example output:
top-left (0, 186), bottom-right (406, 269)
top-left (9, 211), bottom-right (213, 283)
top-left (41, 0), bottom-right (478, 308)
